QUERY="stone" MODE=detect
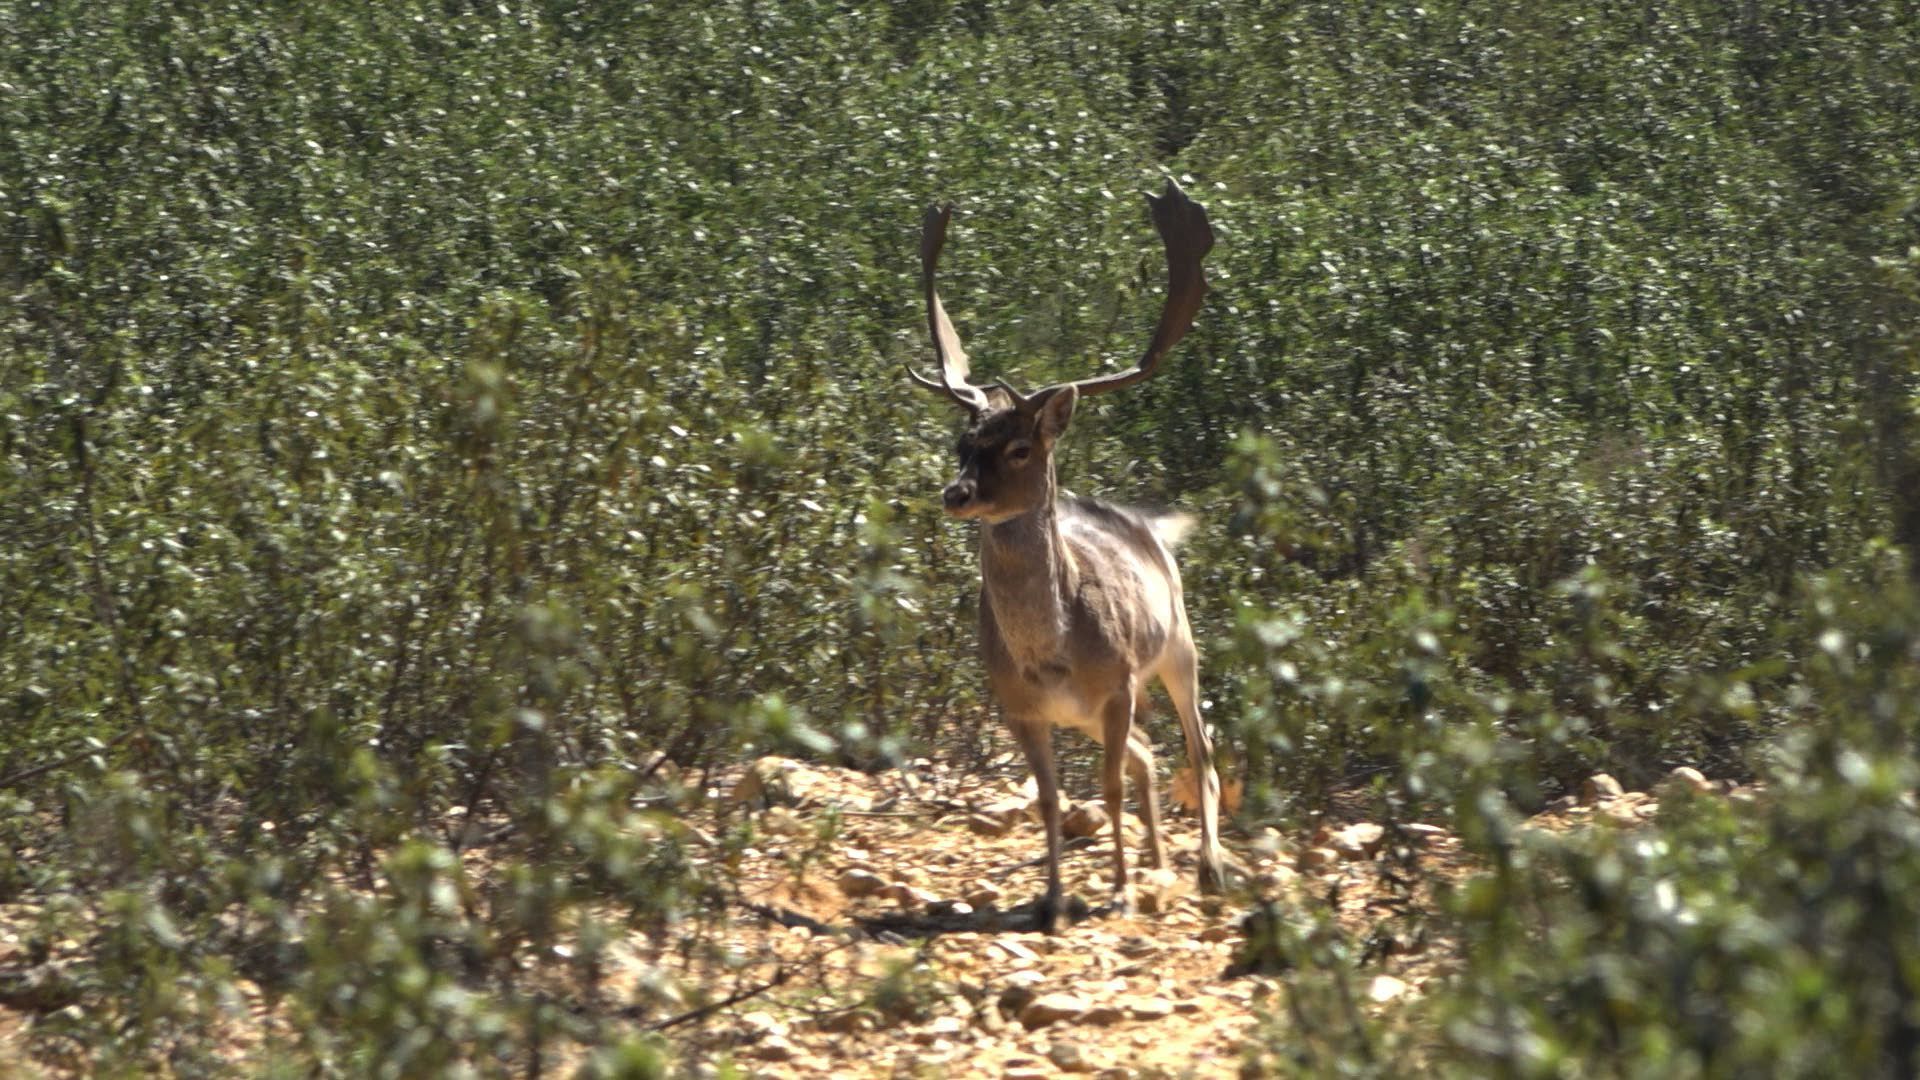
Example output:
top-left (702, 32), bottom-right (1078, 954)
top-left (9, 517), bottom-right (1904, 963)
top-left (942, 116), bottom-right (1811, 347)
top-left (814, 1009), bottom-right (876, 1034)
top-left (965, 880), bottom-right (1005, 908)
top-left (1048, 1041), bottom-right (1094, 1072)
top-left (882, 883), bottom-right (937, 910)
top-left (969, 812), bottom-right (1019, 838)
top-left (1331, 822), bottom-right (1386, 860)
top-left (753, 1036), bottom-right (799, 1062)
top-left (1580, 773), bottom-right (1625, 804)
top-left (1063, 802), bottom-right (1112, 839)
top-left (1257, 865), bottom-right (1299, 890)
top-left (1130, 867), bottom-right (1181, 914)
top-left (918, 1016), bottom-right (968, 1043)
top-left (1300, 846), bottom-right (1342, 870)
top-left (1198, 924), bottom-right (1236, 944)
top-left (1126, 997), bottom-right (1175, 1020)
top-left (993, 938), bottom-right (1041, 963)
top-left (1080, 1003), bottom-right (1126, 1026)
top-left (1367, 974), bottom-right (1409, 1003)
top-left (1019, 992), bottom-right (1091, 1029)
top-left (1399, 822), bottom-right (1449, 845)
top-left (728, 755), bottom-right (874, 812)
top-left (837, 867), bottom-right (887, 898)
top-left (1660, 766), bottom-right (1713, 799)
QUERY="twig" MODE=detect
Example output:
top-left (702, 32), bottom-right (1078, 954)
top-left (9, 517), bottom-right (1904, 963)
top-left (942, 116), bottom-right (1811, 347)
top-left (644, 966), bottom-right (789, 1032)
top-left (989, 836), bottom-right (1098, 879)
top-left (0, 729), bottom-right (133, 792)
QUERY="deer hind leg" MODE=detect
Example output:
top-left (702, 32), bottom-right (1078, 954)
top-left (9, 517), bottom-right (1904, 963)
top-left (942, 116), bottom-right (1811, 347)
top-left (1099, 686), bottom-right (1138, 912)
top-left (1128, 689), bottom-right (1167, 870)
top-left (1009, 715), bottom-right (1065, 932)
top-left (1160, 642), bottom-right (1226, 893)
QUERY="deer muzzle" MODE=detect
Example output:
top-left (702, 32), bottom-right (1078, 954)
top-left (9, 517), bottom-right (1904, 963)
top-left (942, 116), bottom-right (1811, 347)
top-left (942, 478), bottom-right (977, 514)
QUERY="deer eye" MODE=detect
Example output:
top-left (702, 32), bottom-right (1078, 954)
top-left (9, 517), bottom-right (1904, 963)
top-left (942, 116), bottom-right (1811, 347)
top-left (1005, 442), bottom-right (1033, 466)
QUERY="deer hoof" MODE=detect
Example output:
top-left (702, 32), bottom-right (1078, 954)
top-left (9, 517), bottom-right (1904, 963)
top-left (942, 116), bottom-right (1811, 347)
top-left (1198, 854), bottom-right (1228, 895)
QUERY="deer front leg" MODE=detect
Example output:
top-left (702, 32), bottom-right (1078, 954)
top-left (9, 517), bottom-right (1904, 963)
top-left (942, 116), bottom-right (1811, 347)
top-left (1010, 716), bottom-right (1064, 932)
top-left (1101, 689), bottom-right (1136, 913)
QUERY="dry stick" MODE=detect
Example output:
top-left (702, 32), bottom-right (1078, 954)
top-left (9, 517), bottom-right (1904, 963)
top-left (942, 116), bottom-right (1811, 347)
top-left (989, 835), bottom-right (1098, 880)
top-left (645, 966), bottom-right (790, 1033)
top-left (0, 730), bottom-right (135, 792)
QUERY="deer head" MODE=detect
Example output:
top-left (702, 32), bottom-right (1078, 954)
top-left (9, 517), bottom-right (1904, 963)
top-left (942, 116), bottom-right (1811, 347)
top-left (906, 180), bottom-right (1215, 522)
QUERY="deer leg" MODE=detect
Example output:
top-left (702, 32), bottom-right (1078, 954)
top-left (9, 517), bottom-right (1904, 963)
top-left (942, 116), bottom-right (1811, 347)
top-left (1010, 716), bottom-right (1065, 932)
top-left (1161, 643), bottom-right (1226, 893)
top-left (1100, 688), bottom-right (1137, 912)
top-left (1126, 726), bottom-right (1168, 870)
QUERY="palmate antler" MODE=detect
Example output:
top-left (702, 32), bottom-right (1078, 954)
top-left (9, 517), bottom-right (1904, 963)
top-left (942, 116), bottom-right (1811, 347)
top-left (907, 179), bottom-right (1216, 416)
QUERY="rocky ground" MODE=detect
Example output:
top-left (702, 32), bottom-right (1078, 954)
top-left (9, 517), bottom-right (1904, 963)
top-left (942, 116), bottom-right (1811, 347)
top-left (673, 753), bottom-right (1740, 1078)
top-left (666, 752), bottom-right (1459, 1078)
top-left (0, 748), bottom-right (1737, 1078)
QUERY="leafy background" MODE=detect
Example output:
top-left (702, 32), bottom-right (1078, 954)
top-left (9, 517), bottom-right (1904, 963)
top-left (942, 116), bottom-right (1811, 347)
top-left (2, 0), bottom-right (1918, 1074)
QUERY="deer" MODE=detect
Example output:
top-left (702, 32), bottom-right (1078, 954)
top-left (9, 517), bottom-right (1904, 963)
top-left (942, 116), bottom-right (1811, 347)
top-left (906, 180), bottom-right (1226, 931)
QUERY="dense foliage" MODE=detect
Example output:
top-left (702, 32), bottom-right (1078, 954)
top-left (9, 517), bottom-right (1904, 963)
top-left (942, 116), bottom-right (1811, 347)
top-left (2, 0), bottom-right (1917, 1073)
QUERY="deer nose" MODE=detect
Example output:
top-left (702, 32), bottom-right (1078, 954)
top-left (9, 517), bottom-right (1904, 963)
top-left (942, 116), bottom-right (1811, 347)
top-left (942, 480), bottom-right (974, 511)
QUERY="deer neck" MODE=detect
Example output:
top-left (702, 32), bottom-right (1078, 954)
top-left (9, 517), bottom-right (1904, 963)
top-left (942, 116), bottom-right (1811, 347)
top-left (979, 479), bottom-right (1076, 668)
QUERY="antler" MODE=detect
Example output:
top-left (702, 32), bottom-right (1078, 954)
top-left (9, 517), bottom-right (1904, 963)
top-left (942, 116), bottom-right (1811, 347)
top-left (1063, 178), bottom-right (1214, 398)
top-left (906, 180), bottom-right (1214, 413)
top-left (906, 204), bottom-right (995, 414)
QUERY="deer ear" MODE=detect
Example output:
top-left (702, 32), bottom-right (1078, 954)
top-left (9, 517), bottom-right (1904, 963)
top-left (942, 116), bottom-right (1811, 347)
top-left (1033, 385), bottom-right (1077, 441)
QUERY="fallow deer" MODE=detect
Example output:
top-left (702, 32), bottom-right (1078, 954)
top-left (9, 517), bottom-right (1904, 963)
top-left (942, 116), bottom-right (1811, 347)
top-left (907, 180), bottom-right (1226, 930)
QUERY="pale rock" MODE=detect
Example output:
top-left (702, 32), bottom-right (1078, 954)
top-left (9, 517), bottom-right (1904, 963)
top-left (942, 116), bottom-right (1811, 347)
top-left (753, 1035), bottom-right (799, 1062)
top-left (761, 806), bottom-right (808, 836)
top-left (1130, 867), bottom-right (1181, 914)
top-left (1331, 822), bottom-right (1386, 860)
top-left (1048, 1041), bottom-right (1094, 1072)
top-left (918, 1015), bottom-right (967, 1043)
top-left (993, 938), bottom-right (1041, 963)
top-left (968, 813), bottom-right (1019, 838)
top-left (1400, 822), bottom-right (1449, 845)
top-left (1250, 825), bottom-right (1287, 857)
top-left (637, 750), bottom-right (681, 786)
top-left (1367, 974), bottom-right (1409, 1003)
top-left (837, 868), bottom-right (888, 898)
top-left (882, 883), bottom-right (937, 910)
top-left (1019, 992), bottom-right (1091, 1029)
top-left (814, 1009), bottom-right (875, 1034)
top-left (740, 1010), bottom-right (785, 1035)
top-left (1258, 865), bottom-right (1300, 890)
top-left (1004, 969), bottom-right (1048, 990)
top-left (966, 880), bottom-right (1005, 908)
top-left (729, 756), bottom-right (872, 811)
top-left (1300, 846), bottom-right (1342, 870)
top-left (1126, 996), bottom-right (1175, 1020)
top-left (1580, 773), bottom-right (1625, 804)
top-left (1660, 766), bottom-right (1713, 801)
top-left (1063, 802), bottom-right (1112, 840)
top-left (1602, 803), bottom-right (1642, 828)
